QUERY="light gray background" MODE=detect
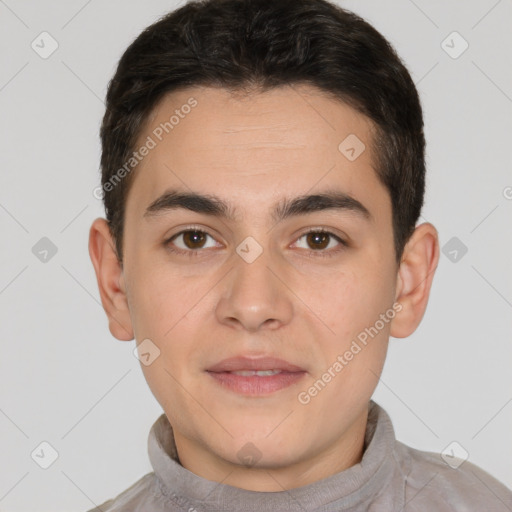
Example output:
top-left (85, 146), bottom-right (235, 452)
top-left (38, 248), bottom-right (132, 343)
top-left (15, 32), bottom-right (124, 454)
top-left (1, 0), bottom-right (511, 510)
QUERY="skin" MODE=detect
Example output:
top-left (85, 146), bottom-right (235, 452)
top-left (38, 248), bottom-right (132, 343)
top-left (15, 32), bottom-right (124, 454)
top-left (89, 84), bottom-right (439, 492)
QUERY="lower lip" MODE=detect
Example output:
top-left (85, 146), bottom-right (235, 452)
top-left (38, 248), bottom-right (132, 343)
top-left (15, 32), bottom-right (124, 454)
top-left (206, 371), bottom-right (306, 395)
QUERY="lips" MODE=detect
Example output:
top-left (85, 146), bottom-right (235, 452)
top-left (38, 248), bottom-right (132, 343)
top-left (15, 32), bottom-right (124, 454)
top-left (206, 356), bottom-right (306, 374)
top-left (206, 356), bottom-right (307, 395)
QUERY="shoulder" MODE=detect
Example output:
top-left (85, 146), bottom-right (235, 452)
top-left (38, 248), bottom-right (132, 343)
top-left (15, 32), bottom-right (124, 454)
top-left (394, 440), bottom-right (512, 511)
top-left (85, 472), bottom-right (164, 512)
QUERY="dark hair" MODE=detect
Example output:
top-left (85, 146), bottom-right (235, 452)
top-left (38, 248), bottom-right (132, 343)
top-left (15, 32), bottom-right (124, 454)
top-left (100, 0), bottom-right (425, 266)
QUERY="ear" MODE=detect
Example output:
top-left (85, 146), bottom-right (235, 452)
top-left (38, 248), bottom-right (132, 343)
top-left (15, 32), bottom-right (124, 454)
top-left (88, 217), bottom-right (134, 341)
top-left (390, 222), bottom-right (440, 338)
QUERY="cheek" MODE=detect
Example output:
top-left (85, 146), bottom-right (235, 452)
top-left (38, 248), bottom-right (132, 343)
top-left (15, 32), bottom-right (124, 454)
top-left (126, 253), bottom-right (192, 336)
top-left (127, 261), bottom-right (208, 380)
top-left (311, 262), bottom-right (394, 350)
top-left (129, 271), bottom-right (199, 414)
top-left (301, 270), bottom-right (391, 412)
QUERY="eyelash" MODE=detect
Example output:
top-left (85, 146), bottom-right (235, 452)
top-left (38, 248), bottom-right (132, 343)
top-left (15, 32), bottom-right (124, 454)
top-left (163, 225), bottom-right (348, 259)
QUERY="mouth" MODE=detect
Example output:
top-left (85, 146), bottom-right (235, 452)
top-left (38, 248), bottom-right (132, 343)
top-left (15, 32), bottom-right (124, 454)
top-left (225, 369), bottom-right (284, 376)
top-left (206, 356), bottom-right (307, 395)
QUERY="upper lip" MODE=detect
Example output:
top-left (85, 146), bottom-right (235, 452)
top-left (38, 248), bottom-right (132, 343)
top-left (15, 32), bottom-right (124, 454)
top-left (206, 356), bottom-right (306, 373)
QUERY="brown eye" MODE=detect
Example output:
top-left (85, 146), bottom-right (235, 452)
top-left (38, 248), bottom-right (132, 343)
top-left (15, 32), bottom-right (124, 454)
top-left (305, 231), bottom-right (330, 250)
top-left (293, 229), bottom-right (347, 258)
top-left (166, 229), bottom-right (220, 255)
top-left (181, 230), bottom-right (208, 249)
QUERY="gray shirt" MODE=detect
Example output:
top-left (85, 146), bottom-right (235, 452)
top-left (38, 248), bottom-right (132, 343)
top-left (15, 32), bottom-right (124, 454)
top-left (88, 401), bottom-right (512, 511)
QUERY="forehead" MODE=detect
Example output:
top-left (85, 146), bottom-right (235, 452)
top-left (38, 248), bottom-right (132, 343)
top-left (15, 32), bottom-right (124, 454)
top-left (126, 84), bottom-right (390, 227)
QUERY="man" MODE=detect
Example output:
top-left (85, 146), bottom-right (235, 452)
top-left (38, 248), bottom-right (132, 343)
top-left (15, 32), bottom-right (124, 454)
top-left (88, 0), bottom-right (512, 509)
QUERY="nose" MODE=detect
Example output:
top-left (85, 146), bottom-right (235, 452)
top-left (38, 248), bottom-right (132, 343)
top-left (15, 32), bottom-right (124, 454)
top-left (215, 243), bottom-right (294, 332)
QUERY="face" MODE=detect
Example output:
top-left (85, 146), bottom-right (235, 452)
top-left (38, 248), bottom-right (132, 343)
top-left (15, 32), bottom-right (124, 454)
top-left (90, 84), bottom-right (439, 490)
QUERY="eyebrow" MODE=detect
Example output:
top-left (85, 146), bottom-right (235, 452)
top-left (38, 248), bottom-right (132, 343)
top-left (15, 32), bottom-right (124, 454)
top-left (143, 188), bottom-right (372, 224)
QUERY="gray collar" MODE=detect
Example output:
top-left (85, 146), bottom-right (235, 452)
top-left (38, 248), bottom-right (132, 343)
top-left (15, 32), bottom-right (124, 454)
top-left (147, 400), bottom-right (398, 511)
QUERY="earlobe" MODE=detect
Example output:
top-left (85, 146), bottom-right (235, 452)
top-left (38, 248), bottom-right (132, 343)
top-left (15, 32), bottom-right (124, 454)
top-left (390, 222), bottom-right (440, 339)
top-left (88, 217), bottom-right (134, 341)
